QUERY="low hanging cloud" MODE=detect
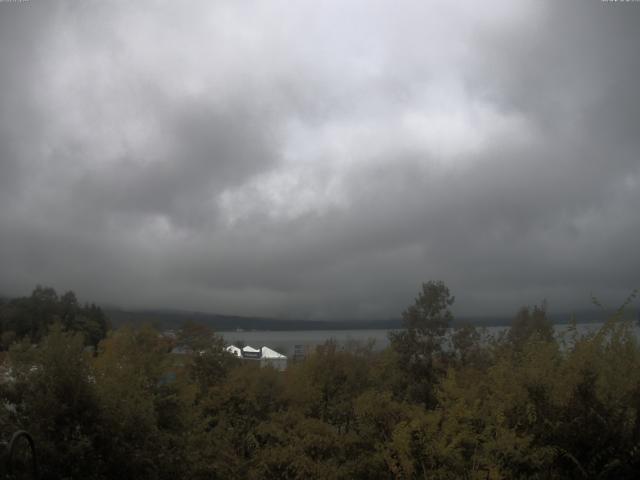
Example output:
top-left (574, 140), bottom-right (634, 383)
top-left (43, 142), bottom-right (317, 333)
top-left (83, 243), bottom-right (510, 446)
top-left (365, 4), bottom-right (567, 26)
top-left (0, 0), bottom-right (639, 319)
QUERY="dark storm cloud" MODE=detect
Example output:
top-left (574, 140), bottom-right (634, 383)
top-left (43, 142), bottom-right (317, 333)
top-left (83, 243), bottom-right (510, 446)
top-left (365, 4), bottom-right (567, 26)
top-left (0, 0), bottom-right (638, 318)
top-left (72, 103), bottom-right (281, 231)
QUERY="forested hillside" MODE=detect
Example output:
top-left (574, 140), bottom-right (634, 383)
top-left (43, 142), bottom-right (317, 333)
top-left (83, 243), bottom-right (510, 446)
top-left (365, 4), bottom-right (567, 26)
top-left (0, 282), bottom-right (639, 479)
top-left (0, 286), bottom-right (109, 348)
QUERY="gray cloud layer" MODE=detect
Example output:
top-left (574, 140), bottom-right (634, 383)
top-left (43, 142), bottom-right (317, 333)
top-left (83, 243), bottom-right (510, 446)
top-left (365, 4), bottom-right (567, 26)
top-left (1, 0), bottom-right (639, 319)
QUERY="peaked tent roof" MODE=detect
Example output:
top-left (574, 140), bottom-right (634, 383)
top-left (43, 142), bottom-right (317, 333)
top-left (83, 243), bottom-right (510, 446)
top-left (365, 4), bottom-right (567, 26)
top-left (261, 346), bottom-right (286, 359)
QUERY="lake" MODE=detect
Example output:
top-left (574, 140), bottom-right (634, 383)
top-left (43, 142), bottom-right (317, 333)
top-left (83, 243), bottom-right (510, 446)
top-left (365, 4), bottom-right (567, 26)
top-left (219, 323), bottom-right (613, 357)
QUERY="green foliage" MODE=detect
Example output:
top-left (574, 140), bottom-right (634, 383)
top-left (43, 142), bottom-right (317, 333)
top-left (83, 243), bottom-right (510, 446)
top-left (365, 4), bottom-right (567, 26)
top-left (389, 280), bottom-right (455, 407)
top-left (507, 302), bottom-right (554, 349)
top-left (2, 324), bottom-right (101, 479)
top-left (178, 321), bottom-right (238, 397)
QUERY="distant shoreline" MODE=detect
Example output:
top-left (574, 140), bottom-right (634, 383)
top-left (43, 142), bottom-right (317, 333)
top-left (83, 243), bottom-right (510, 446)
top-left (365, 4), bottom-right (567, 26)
top-left (106, 307), bottom-right (635, 332)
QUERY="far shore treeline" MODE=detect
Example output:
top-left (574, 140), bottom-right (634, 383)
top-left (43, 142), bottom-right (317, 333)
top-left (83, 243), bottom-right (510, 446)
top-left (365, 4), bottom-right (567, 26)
top-left (0, 282), bottom-right (639, 479)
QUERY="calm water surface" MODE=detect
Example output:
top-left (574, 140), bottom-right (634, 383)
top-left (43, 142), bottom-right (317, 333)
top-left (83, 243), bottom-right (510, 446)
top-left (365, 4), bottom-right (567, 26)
top-left (220, 323), bottom-right (615, 357)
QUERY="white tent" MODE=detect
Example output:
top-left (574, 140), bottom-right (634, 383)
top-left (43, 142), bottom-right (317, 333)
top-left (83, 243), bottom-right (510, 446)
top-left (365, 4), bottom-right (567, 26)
top-left (260, 346), bottom-right (287, 371)
top-left (225, 345), bottom-right (242, 357)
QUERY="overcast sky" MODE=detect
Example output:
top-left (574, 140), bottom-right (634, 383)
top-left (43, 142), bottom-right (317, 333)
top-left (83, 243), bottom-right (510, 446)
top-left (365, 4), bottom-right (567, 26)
top-left (0, 0), bottom-right (639, 319)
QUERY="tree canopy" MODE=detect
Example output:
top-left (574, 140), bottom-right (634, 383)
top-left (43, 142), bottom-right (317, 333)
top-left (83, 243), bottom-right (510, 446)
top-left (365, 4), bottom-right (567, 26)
top-left (0, 282), bottom-right (639, 479)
